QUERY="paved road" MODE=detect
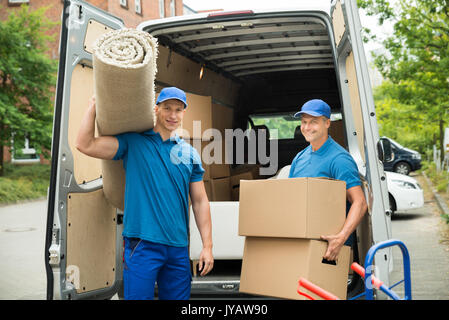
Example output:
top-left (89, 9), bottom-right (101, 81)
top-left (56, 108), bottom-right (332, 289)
top-left (1, 180), bottom-right (449, 300)
top-left (0, 199), bottom-right (47, 299)
top-left (389, 176), bottom-right (449, 300)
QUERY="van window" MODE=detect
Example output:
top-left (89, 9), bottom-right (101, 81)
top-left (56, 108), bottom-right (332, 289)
top-left (249, 112), bottom-right (343, 140)
top-left (249, 114), bottom-right (298, 140)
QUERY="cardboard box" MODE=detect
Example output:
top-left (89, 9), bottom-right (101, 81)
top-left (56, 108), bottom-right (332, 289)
top-left (204, 180), bottom-right (212, 200)
top-left (329, 119), bottom-right (345, 147)
top-left (239, 177), bottom-right (346, 239)
top-left (231, 164), bottom-right (261, 179)
top-left (239, 237), bottom-right (350, 300)
top-left (230, 171), bottom-right (254, 201)
top-left (187, 139), bottom-right (231, 179)
top-left (189, 202), bottom-right (243, 260)
top-left (231, 186), bottom-right (240, 201)
top-left (212, 103), bottom-right (234, 137)
top-left (230, 171), bottom-right (254, 188)
top-left (173, 93), bottom-right (234, 141)
top-left (176, 93), bottom-right (213, 140)
top-left (210, 177), bottom-right (232, 201)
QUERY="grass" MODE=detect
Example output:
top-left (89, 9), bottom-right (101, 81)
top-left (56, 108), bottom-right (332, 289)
top-left (423, 161), bottom-right (449, 192)
top-left (421, 161), bottom-right (449, 224)
top-left (0, 163), bottom-right (50, 204)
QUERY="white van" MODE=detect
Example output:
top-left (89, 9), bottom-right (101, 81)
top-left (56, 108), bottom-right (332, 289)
top-left (45, 0), bottom-right (393, 299)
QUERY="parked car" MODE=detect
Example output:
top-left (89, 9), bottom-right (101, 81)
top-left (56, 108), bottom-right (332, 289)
top-left (381, 137), bottom-right (422, 175)
top-left (386, 171), bottom-right (424, 215)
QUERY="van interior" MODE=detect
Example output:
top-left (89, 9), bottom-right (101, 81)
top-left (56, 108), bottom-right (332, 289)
top-left (58, 7), bottom-right (370, 300)
top-left (141, 12), bottom-right (358, 295)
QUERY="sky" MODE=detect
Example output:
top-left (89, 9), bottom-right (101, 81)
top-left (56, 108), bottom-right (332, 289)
top-left (183, 0), bottom-right (395, 58)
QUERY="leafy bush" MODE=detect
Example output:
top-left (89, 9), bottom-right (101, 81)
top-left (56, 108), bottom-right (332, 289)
top-left (0, 163), bottom-right (50, 204)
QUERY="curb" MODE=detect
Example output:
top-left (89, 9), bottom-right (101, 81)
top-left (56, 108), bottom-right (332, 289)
top-left (422, 172), bottom-right (449, 217)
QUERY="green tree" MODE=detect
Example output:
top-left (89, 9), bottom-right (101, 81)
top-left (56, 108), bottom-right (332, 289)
top-left (0, 4), bottom-right (57, 175)
top-left (358, 0), bottom-right (449, 162)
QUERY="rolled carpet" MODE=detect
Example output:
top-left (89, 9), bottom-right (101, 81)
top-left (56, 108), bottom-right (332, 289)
top-left (93, 28), bottom-right (158, 210)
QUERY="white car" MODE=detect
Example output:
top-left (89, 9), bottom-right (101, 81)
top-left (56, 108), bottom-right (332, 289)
top-left (275, 166), bottom-right (424, 215)
top-left (386, 171), bottom-right (424, 215)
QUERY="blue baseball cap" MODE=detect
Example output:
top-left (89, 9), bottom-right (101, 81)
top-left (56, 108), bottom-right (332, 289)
top-left (156, 87), bottom-right (188, 108)
top-left (293, 99), bottom-right (331, 119)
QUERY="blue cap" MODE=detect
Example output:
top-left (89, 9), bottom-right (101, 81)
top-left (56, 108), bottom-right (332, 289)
top-left (293, 99), bottom-right (331, 119)
top-left (156, 87), bottom-right (188, 108)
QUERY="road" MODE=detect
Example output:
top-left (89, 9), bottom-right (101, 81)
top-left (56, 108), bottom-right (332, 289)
top-left (388, 175), bottom-right (449, 300)
top-left (0, 199), bottom-right (47, 299)
top-left (1, 176), bottom-right (448, 300)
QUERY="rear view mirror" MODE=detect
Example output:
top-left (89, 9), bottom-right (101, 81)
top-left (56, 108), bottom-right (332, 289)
top-left (378, 138), bottom-right (393, 162)
top-left (377, 140), bottom-right (384, 162)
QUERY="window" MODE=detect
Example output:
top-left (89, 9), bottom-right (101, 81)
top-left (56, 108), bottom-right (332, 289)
top-left (249, 114), bottom-right (298, 140)
top-left (120, 0), bottom-right (127, 8)
top-left (159, 0), bottom-right (165, 18)
top-left (249, 112), bottom-right (343, 140)
top-left (11, 135), bottom-right (40, 164)
top-left (135, 0), bottom-right (141, 14)
top-left (170, 0), bottom-right (175, 16)
top-left (8, 0), bottom-right (29, 4)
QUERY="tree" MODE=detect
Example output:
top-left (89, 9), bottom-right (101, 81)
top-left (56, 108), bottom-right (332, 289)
top-left (0, 4), bottom-right (57, 175)
top-left (358, 0), bottom-right (449, 162)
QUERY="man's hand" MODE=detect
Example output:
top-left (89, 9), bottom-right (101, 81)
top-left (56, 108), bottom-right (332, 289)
top-left (198, 247), bottom-right (214, 276)
top-left (320, 233), bottom-right (345, 261)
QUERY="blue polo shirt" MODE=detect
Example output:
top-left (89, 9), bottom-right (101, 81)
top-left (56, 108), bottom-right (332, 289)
top-left (289, 136), bottom-right (361, 246)
top-left (113, 129), bottom-right (204, 247)
top-left (289, 136), bottom-right (361, 189)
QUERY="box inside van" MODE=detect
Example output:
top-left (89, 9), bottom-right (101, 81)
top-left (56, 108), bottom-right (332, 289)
top-left (45, 0), bottom-right (392, 300)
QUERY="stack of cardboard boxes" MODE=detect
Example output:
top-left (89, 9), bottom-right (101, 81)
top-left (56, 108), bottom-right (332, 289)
top-left (238, 177), bottom-right (351, 300)
top-left (178, 92), bottom-right (234, 201)
top-left (180, 91), bottom-right (262, 201)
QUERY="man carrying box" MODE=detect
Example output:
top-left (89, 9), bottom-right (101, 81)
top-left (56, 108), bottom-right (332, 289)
top-left (76, 87), bottom-right (214, 300)
top-left (289, 99), bottom-right (368, 261)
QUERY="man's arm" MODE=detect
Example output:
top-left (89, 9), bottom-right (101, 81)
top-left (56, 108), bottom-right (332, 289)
top-left (189, 180), bottom-right (214, 276)
top-left (75, 96), bottom-right (119, 160)
top-left (321, 185), bottom-right (367, 261)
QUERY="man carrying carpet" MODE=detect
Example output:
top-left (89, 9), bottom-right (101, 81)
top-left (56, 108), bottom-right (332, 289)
top-left (76, 87), bottom-right (214, 300)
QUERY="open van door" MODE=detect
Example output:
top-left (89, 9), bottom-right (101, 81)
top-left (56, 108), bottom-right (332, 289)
top-left (330, 0), bottom-right (392, 289)
top-left (45, 0), bottom-right (125, 300)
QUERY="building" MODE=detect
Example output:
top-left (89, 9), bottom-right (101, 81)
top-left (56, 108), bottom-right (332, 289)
top-left (0, 0), bottom-right (192, 164)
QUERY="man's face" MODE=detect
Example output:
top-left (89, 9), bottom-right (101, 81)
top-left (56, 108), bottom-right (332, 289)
top-left (300, 113), bottom-right (330, 144)
top-left (154, 99), bottom-right (185, 132)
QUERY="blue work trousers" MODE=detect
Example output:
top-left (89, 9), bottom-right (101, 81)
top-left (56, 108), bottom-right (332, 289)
top-left (123, 237), bottom-right (191, 300)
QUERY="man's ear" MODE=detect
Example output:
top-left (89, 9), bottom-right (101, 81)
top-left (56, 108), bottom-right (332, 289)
top-left (154, 104), bottom-right (159, 113)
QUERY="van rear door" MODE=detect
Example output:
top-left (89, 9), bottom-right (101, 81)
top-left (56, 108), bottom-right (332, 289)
top-left (331, 0), bottom-right (392, 287)
top-left (45, 0), bottom-right (124, 300)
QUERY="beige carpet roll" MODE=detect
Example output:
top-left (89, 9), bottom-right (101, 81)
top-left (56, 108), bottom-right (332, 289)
top-left (93, 28), bottom-right (158, 210)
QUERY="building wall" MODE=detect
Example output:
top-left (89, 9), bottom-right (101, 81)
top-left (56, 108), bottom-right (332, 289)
top-left (0, 0), bottom-right (186, 164)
